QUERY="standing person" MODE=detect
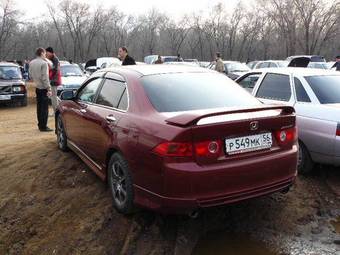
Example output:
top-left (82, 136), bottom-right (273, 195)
top-left (332, 56), bottom-right (340, 71)
top-left (29, 48), bottom-right (53, 132)
top-left (215, 52), bottom-right (225, 73)
top-left (45, 47), bottom-right (61, 113)
top-left (155, 55), bottom-right (163, 64)
top-left (118, 47), bottom-right (136, 66)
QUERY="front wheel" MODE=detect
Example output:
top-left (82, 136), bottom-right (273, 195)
top-left (108, 153), bottom-right (135, 215)
top-left (298, 141), bottom-right (314, 174)
top-left (57, 115), bottom-right (68, 151)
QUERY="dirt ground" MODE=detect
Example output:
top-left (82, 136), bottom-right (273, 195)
top-left (0, 84), bottom-right (339, 255)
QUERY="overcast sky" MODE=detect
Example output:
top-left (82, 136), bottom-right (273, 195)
top-left (18, 0), bottom-right (249, 21)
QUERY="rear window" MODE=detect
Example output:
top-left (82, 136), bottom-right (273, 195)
top-left (141, 73), bottom-right (260, 112)
top-left (305, 75), bottom-right (340, 104)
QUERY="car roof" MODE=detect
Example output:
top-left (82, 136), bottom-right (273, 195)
top-left (250, 67), bottom-right (339, 76)
top-left (223, 61), bottom-right (241, 64)
top-left (0, 62), bottom-right (19, 67)
top-left (103, 65), bottom-right (213, 77)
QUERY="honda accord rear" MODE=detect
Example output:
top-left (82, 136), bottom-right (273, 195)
top-left (56, 65), bottom-right (298, 215)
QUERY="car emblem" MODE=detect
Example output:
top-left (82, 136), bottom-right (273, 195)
top-left (250, 121), bottom-right (259, 131)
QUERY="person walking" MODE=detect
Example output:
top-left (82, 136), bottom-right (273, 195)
top-left (45, 47), bottom-right (61, 113)
top-left (215, 52), bottom-right (225, 73)
top-left (29, 48), bottom-right (53, 132)
top-left (155, 55), bottom-right (163, 64)
top-left (118, 47), bottom-right (136, 66)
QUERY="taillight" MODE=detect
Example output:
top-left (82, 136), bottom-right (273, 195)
top-left (275, 127), bottom-right (297, 145)
top-left (195, 140), bottom-right (222, 157)
top-left (336, 124), bottom-right (340, 136)
top-left (153, 142), bottom-right (193, 157)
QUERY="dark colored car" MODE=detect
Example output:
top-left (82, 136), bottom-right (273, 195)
top-left (56, 65), bottom-right (298, 214)
top-left (286, 55), bottom-right (326, 67)
top-left (0, 62), bottom-right (27, 106)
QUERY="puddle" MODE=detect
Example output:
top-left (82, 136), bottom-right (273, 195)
top-left (192, 231), bottom-right (278, 255)
top-left (331, 216), bottom-right (340, 233)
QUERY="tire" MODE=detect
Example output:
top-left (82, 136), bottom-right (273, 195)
top-left (108, 153), bottom-right (135, 215)
top-left (298, 141), bottom-right (314, 174)
top-left (20, 97), bottom-right (28, 107)
top-left (57, 115), bottom-right (68, 151)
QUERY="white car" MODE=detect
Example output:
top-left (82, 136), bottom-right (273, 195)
top-left (236, 68), bottom-right (340, 173)
top-left (57, 64), bottom-right (88, 97)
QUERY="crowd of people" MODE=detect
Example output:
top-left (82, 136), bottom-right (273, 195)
top-left (28, 46), bottom-right (137, 132)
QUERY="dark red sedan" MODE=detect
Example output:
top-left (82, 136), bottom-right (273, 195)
top-left (56, 65), bottom-right (298, 214)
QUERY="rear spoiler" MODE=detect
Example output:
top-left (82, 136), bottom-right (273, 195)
top-left (165, 105), bottom-right (295, 127)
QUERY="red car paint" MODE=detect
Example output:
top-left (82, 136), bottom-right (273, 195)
top-left (56, 65), bottom-right (298, 214)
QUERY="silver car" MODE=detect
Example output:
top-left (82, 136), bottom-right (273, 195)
top-left (236, 68), bottom-right (340, 173)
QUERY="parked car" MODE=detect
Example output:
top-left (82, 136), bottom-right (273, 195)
top-left (85, 57), bottom-right (121, 74)
top-left (208, 61), bottom-right (251, 80)
top-left (56, 64), bottom-right (88, 96)
top-left (236, 68), bottom-right (340, 174)
top-left (307, 62), bottom-right (330, 69)
top-left (144, 55), bottom-right (183, 64)
top-left (253, 60), bottom-right (288, 69)
top-left (56, 65), bottom-right (297, 214)
top-left (0, 62), bottom-right (27, 106)
top-left (184, 59), bottom-right (200, 66)
top-left (286, 55), bottom-right (326, 67)
top-left (144, 55), bottom-right (158, 64)
top-left (247, 61), bottom-right (260, 69)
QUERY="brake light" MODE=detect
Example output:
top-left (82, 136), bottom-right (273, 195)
top-left (195, 140), bottom-right (222, 157)
top-left (153, 142), bottom-right (193, 157)
top-left (336, 124), bottom-right (340, 136)
top-left (275, 127), bottom-right (297, 145)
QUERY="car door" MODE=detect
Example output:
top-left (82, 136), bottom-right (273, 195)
top-left (63, 77), bottom-right (103, 149)
top-left (253, 72), bottom-right (294, 107)
top-left (80, 73), bottom-right (129, 169)
top-left (292, 76), bottom-right (335, 160)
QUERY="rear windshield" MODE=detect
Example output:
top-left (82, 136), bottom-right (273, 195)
top-left (141, 72), bottom-right (261, 112)
top-left (305, 75), bottom-right (340, 104)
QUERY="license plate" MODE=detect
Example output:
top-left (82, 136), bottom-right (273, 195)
top-left (225, 133), bottom-right (272, 155)
top-left (0, 95), bottom-right (11, 100)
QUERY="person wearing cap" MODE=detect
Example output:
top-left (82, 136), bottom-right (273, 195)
top-left (29, 48), bottom-right (53, 132)
top-left (45, 47), bottom-right (61, 113)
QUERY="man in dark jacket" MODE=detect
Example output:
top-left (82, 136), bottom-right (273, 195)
top-left (118, 47), bottom-right (136, 66)
top-left (45, 47), bottom-right (61, 113)
top-left (332, 56), bottom-right (340, 71)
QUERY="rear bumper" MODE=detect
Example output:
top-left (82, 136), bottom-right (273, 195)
top-left (134, 146), bottom-right (298, 214)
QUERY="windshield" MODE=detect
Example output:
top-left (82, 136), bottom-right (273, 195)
top-left (61, 65), bottom-right (83, 77)
top-left (305, 75), bottom-right (340, 104)
top-left (225, 62), bottom-right (250, 72)
top-left (0, 66), bottom-right (22, 80)
top-left (277, 61), bottom-right (288, 67)
top-left (141, 72), bottom-right (260, 112)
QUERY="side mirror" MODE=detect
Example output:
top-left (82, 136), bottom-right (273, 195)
top-left (60, 90), bottom-right (75, 100)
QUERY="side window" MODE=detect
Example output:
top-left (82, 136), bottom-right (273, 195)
top-left (118, 89), bottom-right (128, 110)
top-left (294, 77), bottom-right (311, 103)
top-left (269, 62), bottom-right (277, 68)
top-left (237, 73), bottom-right (261, 92)
top-left (259, 62), bottom-right (270, 69)
top-left (77, 78), bottom-right (102, 103)
top-left (256, 73), bottom-right (291, 101)
top-left (96, 79), bottom-right (126, 108)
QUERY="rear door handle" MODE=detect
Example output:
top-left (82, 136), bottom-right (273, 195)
top-left (106, 115), bottom-right (117, 123)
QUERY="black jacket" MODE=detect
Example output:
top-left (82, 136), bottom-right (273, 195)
top-left (332, 61), bottom-right (340, 71)
top-left (122, 55), bottom-right (136, 66)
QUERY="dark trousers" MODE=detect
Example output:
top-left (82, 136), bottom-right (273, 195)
top-left (36, 88), bottom-right (49, 130)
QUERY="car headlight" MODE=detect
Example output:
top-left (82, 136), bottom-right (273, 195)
top-left (12, 85), bottom-right (25, 92)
